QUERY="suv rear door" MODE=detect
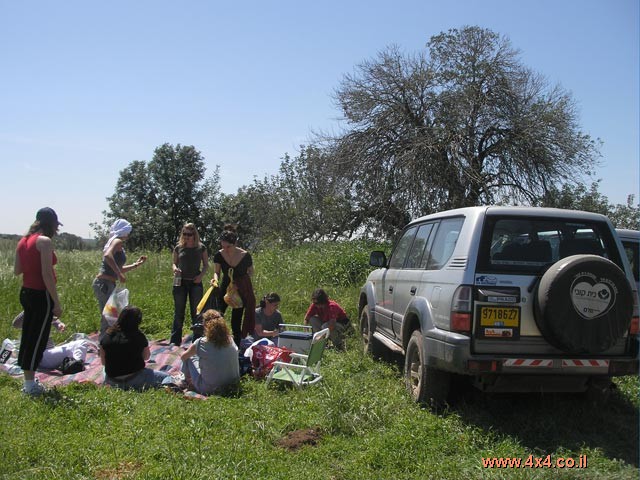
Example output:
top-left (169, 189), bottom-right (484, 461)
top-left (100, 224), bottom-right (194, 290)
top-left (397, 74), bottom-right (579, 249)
top-left (618, 231), bottom-right (639, 294)
top-left (473, 215), bottom-right (630, 355)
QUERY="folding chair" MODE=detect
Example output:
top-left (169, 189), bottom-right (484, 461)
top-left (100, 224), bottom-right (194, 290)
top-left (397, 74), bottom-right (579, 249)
top-left (266, 328), bottom-right (330, 388)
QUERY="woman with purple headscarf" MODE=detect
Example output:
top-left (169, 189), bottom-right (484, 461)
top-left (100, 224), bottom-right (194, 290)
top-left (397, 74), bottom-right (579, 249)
top-left (92, 219), bottom-right (147, 336)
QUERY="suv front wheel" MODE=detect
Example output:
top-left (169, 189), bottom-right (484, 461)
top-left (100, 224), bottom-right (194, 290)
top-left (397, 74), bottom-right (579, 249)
top-left (360, 308), bottom-right (383, 358)
top-left (404, 330), bottom-right (451, 407)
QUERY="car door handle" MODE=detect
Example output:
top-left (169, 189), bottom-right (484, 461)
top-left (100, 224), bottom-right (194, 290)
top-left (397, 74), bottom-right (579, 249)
top-left (410, 286), bottom-right (417, 295)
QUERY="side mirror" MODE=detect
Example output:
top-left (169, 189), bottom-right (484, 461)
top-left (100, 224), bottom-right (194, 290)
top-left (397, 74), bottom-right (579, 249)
top-left (369, 251), bottom-right (387, 267)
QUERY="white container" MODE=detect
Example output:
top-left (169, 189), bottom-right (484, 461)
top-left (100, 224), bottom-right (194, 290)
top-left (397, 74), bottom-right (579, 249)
top-left (0, 339), bottom-right (15, 364)
top-left (277, 324), bottom-right (313, 354)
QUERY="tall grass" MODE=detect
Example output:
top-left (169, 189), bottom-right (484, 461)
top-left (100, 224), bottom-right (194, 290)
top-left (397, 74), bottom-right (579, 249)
top-left (0, 239), bottom-right (637, 479)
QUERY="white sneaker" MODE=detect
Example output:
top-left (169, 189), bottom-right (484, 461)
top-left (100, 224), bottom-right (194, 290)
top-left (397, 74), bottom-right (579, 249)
top-left (22, 379), bottom-right (48, 397)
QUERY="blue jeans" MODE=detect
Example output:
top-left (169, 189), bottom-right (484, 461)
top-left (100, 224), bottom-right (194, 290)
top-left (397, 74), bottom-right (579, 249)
top-left (171, 280), bottom-right (203, 345)
top-left (92, 278), bottom-right (116, 336)
top-left (104, 368), bottom-right (171, 391)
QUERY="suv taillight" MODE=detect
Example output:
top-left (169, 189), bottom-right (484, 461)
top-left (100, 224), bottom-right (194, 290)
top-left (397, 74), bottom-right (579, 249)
top-left (451, 285), bottom-right (472, 334)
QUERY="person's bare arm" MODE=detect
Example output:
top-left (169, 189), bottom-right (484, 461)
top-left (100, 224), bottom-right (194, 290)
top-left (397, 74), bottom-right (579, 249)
top-left (194, 249), bottom-right (209, 283)
top-left (37, 236), bottom-right (62, 317)
top-left (181, 343), bottom-right (196, 361)
top-left (14, 250), bottom-right (22, 275)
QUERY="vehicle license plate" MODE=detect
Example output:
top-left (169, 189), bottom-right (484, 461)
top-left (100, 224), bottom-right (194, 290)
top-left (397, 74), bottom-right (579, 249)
top-left (479, 306), bottom-right (520, 327)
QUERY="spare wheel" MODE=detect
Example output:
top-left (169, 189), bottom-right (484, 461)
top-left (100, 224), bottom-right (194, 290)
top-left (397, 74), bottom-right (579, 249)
top-left (534, 254), bottom-right (633, 354)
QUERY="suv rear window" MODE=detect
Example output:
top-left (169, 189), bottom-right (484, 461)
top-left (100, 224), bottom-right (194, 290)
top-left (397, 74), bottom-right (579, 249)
top-left (477, 217), bottom-right (621, 274)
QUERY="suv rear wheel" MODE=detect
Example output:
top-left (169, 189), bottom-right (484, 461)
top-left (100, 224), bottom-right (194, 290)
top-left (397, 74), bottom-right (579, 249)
top-left (404, 330), bottom-right (451, 406)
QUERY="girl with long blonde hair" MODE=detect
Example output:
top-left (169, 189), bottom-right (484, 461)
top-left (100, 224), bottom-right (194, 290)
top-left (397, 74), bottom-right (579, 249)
top-left (171, 223), bottom-right (208, 345)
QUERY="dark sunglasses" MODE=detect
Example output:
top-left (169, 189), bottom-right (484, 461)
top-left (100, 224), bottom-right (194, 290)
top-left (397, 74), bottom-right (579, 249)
top-left (182, 232), bottom-right (194, 237)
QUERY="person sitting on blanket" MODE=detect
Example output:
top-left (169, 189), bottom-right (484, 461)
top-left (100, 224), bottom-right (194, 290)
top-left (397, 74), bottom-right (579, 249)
top-left (12, 311), bottom-right (90, 372)
top-left (180, 309), bottom-right (240, 395)
top-left (99, 305), bottom-right (171, 390)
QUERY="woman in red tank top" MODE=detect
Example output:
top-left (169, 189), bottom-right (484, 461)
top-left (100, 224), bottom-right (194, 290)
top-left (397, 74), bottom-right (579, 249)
top-left (14, 207), bottom-right (63, 396)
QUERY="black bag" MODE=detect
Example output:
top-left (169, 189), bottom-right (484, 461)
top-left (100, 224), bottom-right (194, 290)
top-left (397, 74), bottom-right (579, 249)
top-left (191, 286), bottom-right (221, 342)
top-left (190, 323), bottom-right (204, 341)
top-left (59, 357), bottom-right (85, 375)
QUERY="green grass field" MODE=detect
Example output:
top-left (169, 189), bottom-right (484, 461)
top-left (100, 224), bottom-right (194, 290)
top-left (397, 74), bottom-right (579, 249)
top-left (0, 240), bottom-right (638, 479)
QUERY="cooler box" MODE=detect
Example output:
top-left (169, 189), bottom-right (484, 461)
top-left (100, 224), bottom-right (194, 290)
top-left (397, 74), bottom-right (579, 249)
top-left (277, 324), bottom-right (313, 354)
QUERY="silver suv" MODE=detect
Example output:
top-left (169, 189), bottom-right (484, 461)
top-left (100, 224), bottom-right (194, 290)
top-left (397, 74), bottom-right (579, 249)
top-left (359, 206), bottom-right (639, 405)
top-left (616, 228), bottom-right (639, 295)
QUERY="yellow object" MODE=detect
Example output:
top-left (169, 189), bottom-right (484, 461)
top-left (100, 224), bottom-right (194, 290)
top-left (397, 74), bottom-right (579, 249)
top-left (197, 286), bottom-right (214, 315)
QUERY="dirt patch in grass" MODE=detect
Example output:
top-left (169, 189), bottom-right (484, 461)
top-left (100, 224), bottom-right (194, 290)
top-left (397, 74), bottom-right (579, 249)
top-left (276, 428), bottom-right (322, 450)
top-left (94, 460), bottom-right (143, 479)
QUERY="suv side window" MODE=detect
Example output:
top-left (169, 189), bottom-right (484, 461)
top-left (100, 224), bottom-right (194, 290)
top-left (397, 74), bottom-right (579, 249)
top-left (405, 223), bottom-right (435, 269)
top-left (426, 218), bottom-right (464, 270)
top-left (388, 226), bottom-right (418, 269)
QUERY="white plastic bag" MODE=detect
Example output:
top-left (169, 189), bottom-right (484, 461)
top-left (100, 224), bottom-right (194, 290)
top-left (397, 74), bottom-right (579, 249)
top-left (102, 288), bottom-right (129, 327)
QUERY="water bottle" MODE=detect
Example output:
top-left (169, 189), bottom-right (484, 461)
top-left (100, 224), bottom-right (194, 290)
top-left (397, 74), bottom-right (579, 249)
top-left (173, 273), bottom-right (182, 287)
top-left (0, 339), bottom-right (15, 364)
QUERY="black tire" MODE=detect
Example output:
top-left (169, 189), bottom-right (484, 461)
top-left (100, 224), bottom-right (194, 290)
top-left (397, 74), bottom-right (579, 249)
top-left (404, 330), bottom-right (450, 407)
top-left (535, 254), bottom-right (633, 354)
top-left (360, 308), bottom-right (383, 358)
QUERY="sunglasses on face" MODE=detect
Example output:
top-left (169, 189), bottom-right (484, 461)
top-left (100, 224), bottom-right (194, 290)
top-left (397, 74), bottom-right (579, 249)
top-left (182, 232), bottom-right (194, 237)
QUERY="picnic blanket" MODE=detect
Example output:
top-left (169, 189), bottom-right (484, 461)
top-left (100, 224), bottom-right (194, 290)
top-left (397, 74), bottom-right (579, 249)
top-left (0, 333), bottom-right (206, 399)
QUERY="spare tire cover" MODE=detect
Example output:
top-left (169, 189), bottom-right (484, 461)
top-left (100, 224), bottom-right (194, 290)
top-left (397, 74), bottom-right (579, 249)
top-left (535, 254), bottom-right (633, 354)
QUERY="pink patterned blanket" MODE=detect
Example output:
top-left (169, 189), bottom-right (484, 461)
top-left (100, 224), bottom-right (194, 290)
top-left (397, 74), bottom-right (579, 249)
top-left (0, 333), bottom-right (206, 398)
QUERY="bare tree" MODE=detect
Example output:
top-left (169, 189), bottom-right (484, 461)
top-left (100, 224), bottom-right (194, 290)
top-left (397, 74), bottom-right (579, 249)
top-left (330, 26), bottom-right (600, 235)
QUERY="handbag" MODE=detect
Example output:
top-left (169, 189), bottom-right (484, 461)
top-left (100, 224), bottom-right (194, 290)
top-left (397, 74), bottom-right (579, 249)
top-left (223, 268), bottom-right (243, 309)
top-left (59, 356), bottom-right (85, 375)
top-left (251, 344), bottom-right (293, 379)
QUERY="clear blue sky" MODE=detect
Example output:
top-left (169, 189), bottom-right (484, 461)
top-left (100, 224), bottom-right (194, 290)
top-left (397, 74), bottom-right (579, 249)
top-left (1, 0), bottom-right (638, 238)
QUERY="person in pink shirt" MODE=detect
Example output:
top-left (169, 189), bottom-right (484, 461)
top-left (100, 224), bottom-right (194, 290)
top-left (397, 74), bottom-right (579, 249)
top-left (303, 288), bottom-right (350, 351)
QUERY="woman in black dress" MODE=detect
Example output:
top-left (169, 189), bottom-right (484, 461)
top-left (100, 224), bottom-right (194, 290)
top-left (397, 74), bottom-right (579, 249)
top-left (211, 225), bottom-right (256, 346)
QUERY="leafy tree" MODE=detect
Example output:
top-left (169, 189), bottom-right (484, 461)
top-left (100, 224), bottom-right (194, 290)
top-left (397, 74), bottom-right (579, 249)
top-left (540, 181), bottom-right (611, 215)
top-left (608, 195), bottom-right (639, 230)
top-left (96, 160), bottom-right (160, 249)
top-left (220, 146), bottom-right (360, 247)
top-left (96, 144), bottom-right (223, 250)
top-left (273, 146), bottom-right (360, 243)
top-left (541, 181), bottom-right (640, 229)
top-left (329, 26), bottom-right (600, 236)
